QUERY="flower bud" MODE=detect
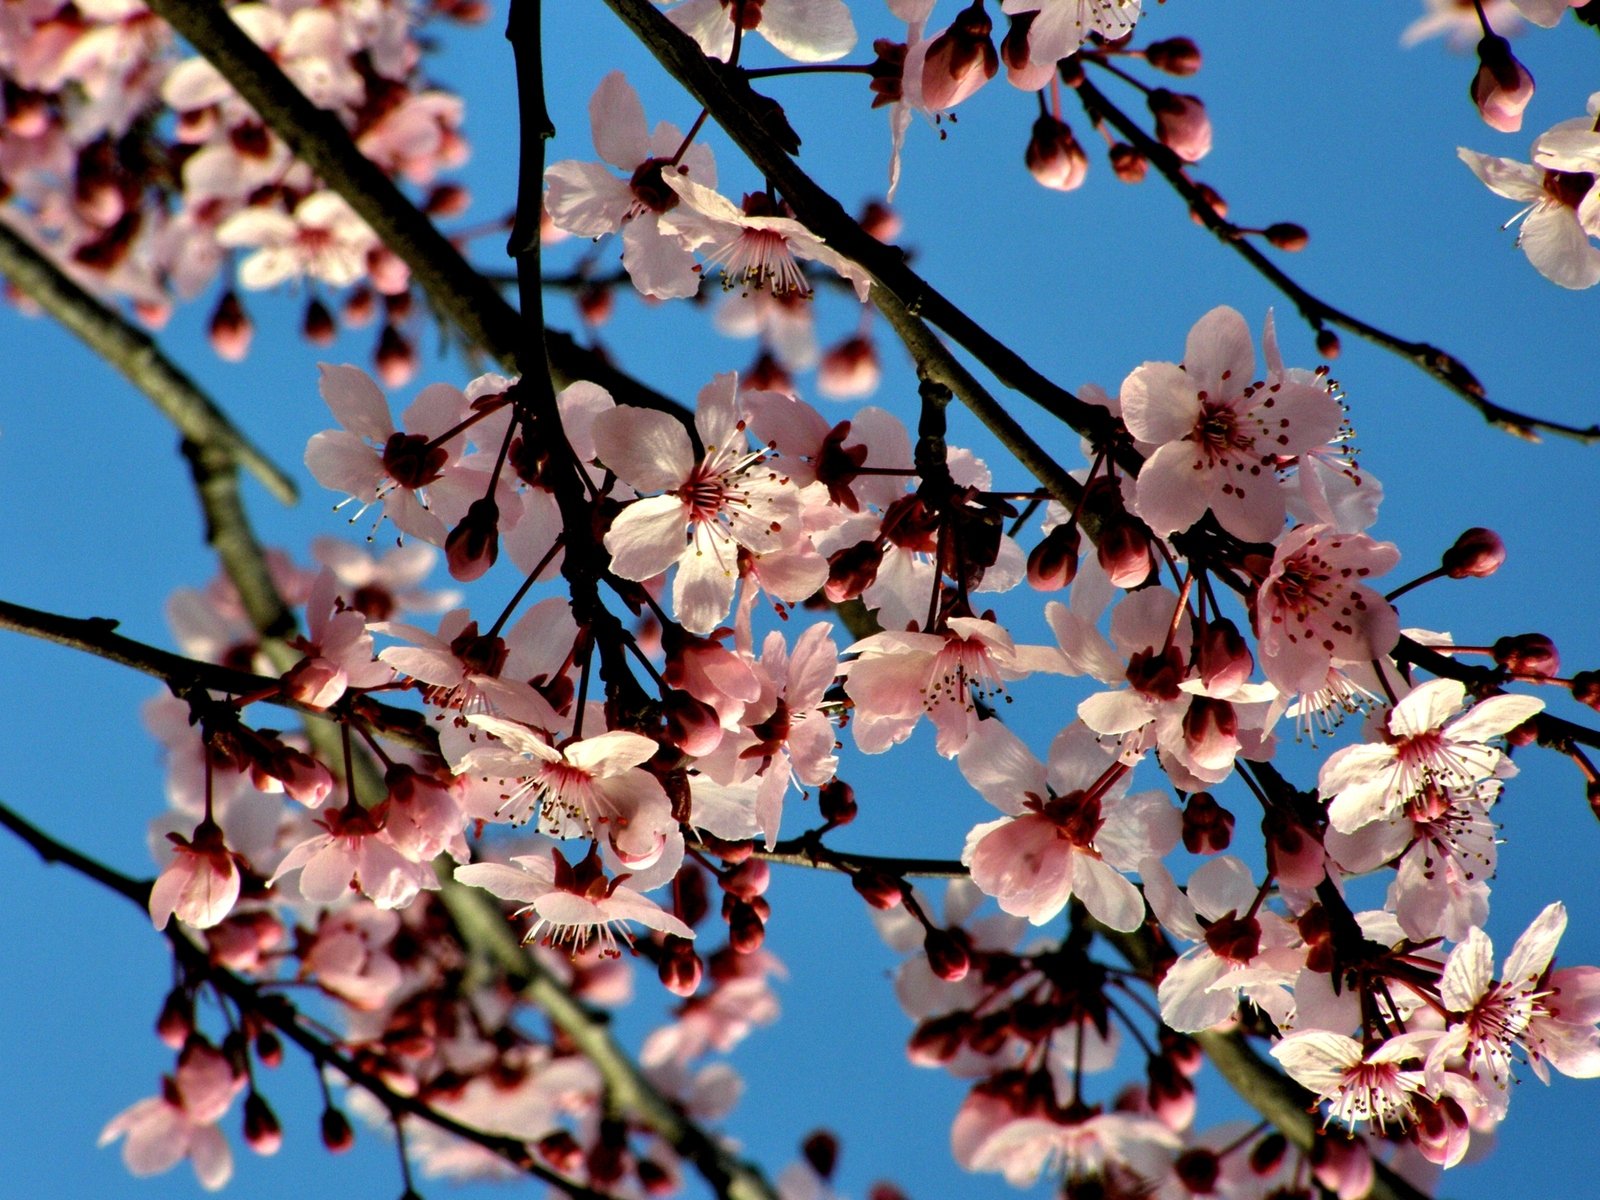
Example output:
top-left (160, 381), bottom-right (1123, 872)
top-left (424, 182), bottom-right (470, 217)
top-left (157, 988), bottom-right (195, 1048)
top-left (1203, 912), bottom-right (1260, 963)
top-left (1572, 670), bottom-right (1600, 711)
top-left (1471, 33), bottom-right (1535, 133)
top-left (374, 324), bottom-right (417, 387)
top-left (1145, 37), bottom-right (1202, 76)
top-left (819, 778), bottom-right (857, 826)
top-left (1147, 1057), bottom-right (1197, 1130)
top-left (1148, 89), bottom-right (1212, 162)
top-left (924, 926), bottom-right (971, 982)
top-left (658, 936), bottom-right (703, 997)
top-left (1441, 527), bottom-right (1505, 578)
top-left (321, 1106), bottom-right (355, 1153)
top-left (1173, 1148), bottom-right (1220, 1191)
top-left (445, 496), bottom-right (501, 582)
top-left (1249, 1131), bottom-right (1287, 1175)
top-left (1109, 142), bottom-right (1147, 183)
top-left (1097, 514), bottom-right (1155, 588)
top-left (1493, 632), bottom-right (1559, 678)
top-left (1025, 114), bottom-right (1089, 192)
top-left (538, 1130), bottom-right (584, 1174)
top-left (727, 899), bottom-right (766, 953)
top-left (1316, 328), bottom-right (1342, 358)
top-left (852, 868), bottom-right (904, 909)
top-left (818, 334), bottom-right (881, 398)
top-left (1264, 222), bottom-right (1309, 251)
top-left (858, 200), bottom-right (901, 241)
top-left (825, 540), bottom-right (883, 602)
top-left (802, 1130), bottom-right (839, 1180)
top-left (921, 1), bottom-right (999, 111)
top-left (663, 689), bottom-right (723, 757)
top-left (1189, 181), bottom-right (1227, 221)
top-left (639, 1158), bottom-right (675, 1196)
top-left (722, 857), bottom-right (771, 901)
top-left (208, 290), bottom-right (252, 361)
top-left (254, 1029), bottom-right (283, 1069)
top-left (302, 298), bottom-right (337, 345)
top-left (1027, 521), bottom-right (1081, 591)
top-left (343, 285), bottom-right (377, 327)
top-left (578, 283), bottom-right (614, 326)
top-left (1182, 791), bottom-right (1235, 854)
top-left (1311, 1134), bottom-right (1374, 1200)
top-left (243, 1092), bottom-right (282, 1155)
top-left (1198, 617), bottom-right (1253, 693)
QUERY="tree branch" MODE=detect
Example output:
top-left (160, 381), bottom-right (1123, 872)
top-left (1073, 71), bottom-right (1599, 445)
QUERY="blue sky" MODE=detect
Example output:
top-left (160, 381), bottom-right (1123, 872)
top-left (2, 3), bottom-right (1599, 1199)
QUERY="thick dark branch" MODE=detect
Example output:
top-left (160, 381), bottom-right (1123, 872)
top-left (0, 218), bottom-right (297, 502)
top-left (0, 596), bottom-right (434, 752)
top-left (599, 0), bottom-right (1125, 454)
top-left (144, 0), bottom-right (685, 423)
top-left (1073, 72), bottom-right (1600, 446)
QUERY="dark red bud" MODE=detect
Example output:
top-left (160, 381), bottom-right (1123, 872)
top-left (1264, 222), bottom-right (1309, 251)
top-left (1441, 527), bottom-right (1505, 579)
top-left (852, 868), bottom-right (904, 910)
top-left (243, 1092), bottom-right (282, 1155)
top-left (802, 1130), bottom-right (839, 1180)
top-left (321, 1106), bottom-right (355, 1153)
top-left (924, 926), bottom-right (972, 982)
top-left (819, 778), bottom-right (857, 826)
top-left (1493, 632), bottom-right (1559, 678)
top-left (1145, 37), bottom-right (1202, 75)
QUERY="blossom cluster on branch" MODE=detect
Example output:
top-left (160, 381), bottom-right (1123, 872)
top-left (6, 2), bottom-right (1600, 1200)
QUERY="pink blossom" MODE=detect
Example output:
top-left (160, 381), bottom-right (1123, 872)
top-left (1121, 306), bottom-right (1343, 543)
top-left (544, 71), bottom-right (715, 299)
top-left (304, 906), bottom-right (405, 1011)
top-left (454, 845), bottom-right (693, 958)
top-left (1255, 523), bottom-right (1400, 696)
top-left (999, 0), bottom-right (1142, 66)
top-left (148, 819), bottom-right (242, 931)
top-left (1318, 678), bottom-right (1542, 833)
top-left (453, 713), bottom-right (675, 869)
top-left (280, 568), bottom-right (394, 709)
top-left (216, 190), bottom-right (381, 291)
top-left (99, 1040), bottom-right (244, 1191)
top-left (268, 803), bottom-right (438, 910)
top-left (1273, 1030), bottom-right (1439, 1131)
top-left (665, 0), bottom-right (857, 63)
top-left (592, 374), bottom-right (805, 635)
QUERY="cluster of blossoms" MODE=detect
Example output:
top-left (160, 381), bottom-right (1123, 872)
top-left (30, 1), bottom-right (1596, 1197)
top-left (0, 0), bottom-right (477, 374)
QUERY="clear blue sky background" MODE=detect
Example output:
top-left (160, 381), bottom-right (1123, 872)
top-left (2, 3), bottom-right (1599, 1198)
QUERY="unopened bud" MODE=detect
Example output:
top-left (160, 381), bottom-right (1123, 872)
top-left (1189, 181), bottom-right (1227, 222)
top-left (663, 689), bottom-right (722, 757)
top-left (818, 334), bottom-right (880, 398)
top-left (254, 1029), bottom-right (283, 1069)
top-left (1097, 515), bottom-right (1155, 589)
top-left (1249, 1131), bottom-right (1287, 1175)
top-left (1203, 912), bottom-right (1260, 963)
top-left (208, 290), bottom-right (252, 361)
top-left (157, 988), bottom-right (194, 1048)
top-left (1147, 1057), bottom-right (1197, 1130)
top-left (921, 0), bottom-right (999, 111)
top-left (1025, 114), bottom-right (1089, 192)
top-left (658, 936), bottom-right (703, 997)
top-left (924, 926), bottom-right (971, 982)
top-left (1264, 222), bottom-right (1309, 251)
top-left (445, 496), bottom-right (500, 582)
top-left (1182, 791), bottom-right (1235, 854)
top-left (727, 898), bottom-right (766, 953)
top-left (321, 1106), bottom-right (354, 1153)
top-left (343, 285), bottom-right (377, 327)
top-left (852, 868), bottom-right (904, 909)
top-left (1174, 1148), bottom-right (1220, 1192)
top-left (819, 778), bottom-right (858, 826)
top-left (243, 1092), bottom-right (282, 1155)
top-left (1572, 670), bottom-right (1600, 711)
top-left (858, 200), bottom-right (901, 242)
top-left (1316, 328), bottom-right (1342, 359)
top-left (1493, 632), bottom-right (1559, 678)
top-left (578, 283), bottom-right (614, 326)
top-left (1198, 617), bottom-right (1253, 693)
top-left (374, 324), bottom-right (416, 387)
top-left (1311, 1134), bottom-right (1374, 1200)
top-left (1109, 142), bottom-right (1147, 183)
top-left (1145, 37), bottom-right (1202, 75)
top-left (537, 1130), bottom-right (584, 1174)
top-left (1441, 527), bottom-right (1505, 578)
top-left (802, 1130), bottom-right (839, 1180)
top-left (1148, 89), bottom-right (1211, 162)
top-left (825, 540), bottom-right (883, 602)
top-left (424, 182), bottom-right (470, 217)
top-left (1471, 33), bottom-right (1535, 133)
top-left (722, 857), bottom-right (771, 901)
top-left (302, 297), bottom-right (337, 345)
top-left (1027, 521), bottom-right (1081, 591)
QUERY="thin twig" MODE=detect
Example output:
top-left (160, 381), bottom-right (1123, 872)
top-left (1073, 71), bottom-right (1600, 445)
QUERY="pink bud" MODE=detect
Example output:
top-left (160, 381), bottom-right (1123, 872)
top-left (1109, 143), bottom-right (1148, 183)
top-left (243, 1092), bottom-right (282, 1155)
top-left (1203, 912), bottom-right (1260, 963)
top-left (1027, 522), bottom-right (1081, 591)
top-left (1316, 328), bottom-right (1342, 359)
top-left (1263, 807), bottom-right (1325, 890)
top-left (424, 183), bottom-right (470, 217)
top-left (722, 858), bottom-right (771, 901)
top-left (825, 540), bottom-right (883, 602)
top-left (1249, 1132), bottom-right (1287, 1175)
top-left (1264, 222), bottom-right (1309, 251)
top-left (374, 324), bottom-right (416, 387)
top-left (1493, 632), bottom-right (1559, 678)
top-left (343, 285), bottom-right (377, 327)
top-left (1145, 37), bottom-right (1202, 76)
top-left (1025, 115), bottom-right (1089, 192)
top-left (920, 1), bottom-right (999, 110)
top-left (1147, 1058), bottom-right (1197, 1130)
top-left (727, 899), bottom-right (766, 953)
top-left (858, 200), bottom-right (901, 242)
top-left (852, 868), bottom-right (904, 910)
top-left (1097, 515), bottom-right (1155, 588)
top-left (445, 497), bottom-right (501, 582)
top-left (1471, 34), bottom-right (1535, 133)
top-left (819, 778), bottom-right (858, 826)
top-left (1148, 90), bottom-right (1212, 162)
top-left (321, 1106), bottom-right (354, 1152)
top-left (208, 291), bottom-right (252, 361)
top-left (1311, 1134), bottom-right (1374, 1200)
top-left (1441, 527), bottom-right (1505, 578)
top-left (1572, 670), bottom-right (1600, 711)
top-left (1181, 792), bottom-right (1235, 855)
top-left (924, 927), bottom-right (971, 982)
top-left (1198, 617), bottom-right (1253, 693)
top-left (663, 689), bottom-right (723, 756)
top-left (818, 334), bottom-right (880, 398)
top-left (657, 936), bottom-right (703, 997)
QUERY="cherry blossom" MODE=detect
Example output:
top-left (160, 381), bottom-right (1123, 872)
top-left (1272, 1030), bottom-right (1439, 1131)
top-left (99, 1040), bottom-right (244, 1191)
top-left (659, 174), bottom-right (872, 301)
top-left (216, 190), bottom-right (383, 291)
top-left (1254, 523), bottom-right (1400, 696)
top-left (455, 845), bottom-right (694, 958)
top-left (1000, 0), bottom-right (1142, 67)
top-left (592, 373), bottom-right (804, 635)
top-left (147, 819), bottom-right (242, 931)
top-left (543, 71), bottom-right (716, 300)
top-left (268, 802), bottom-right (440, 910)
top-left (1317, 678), bottom-right (1543, 834)
top-left (1121, 306), bottom-right (1343, 543)
top-left (664, 0), bottom-right (857, 63)
top-left (1460, 104), bottom-right (1600, 289)
top-left (279, 568), bottom-right (394, 709)
top-left (452, 713), bottom-right (675, 869)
